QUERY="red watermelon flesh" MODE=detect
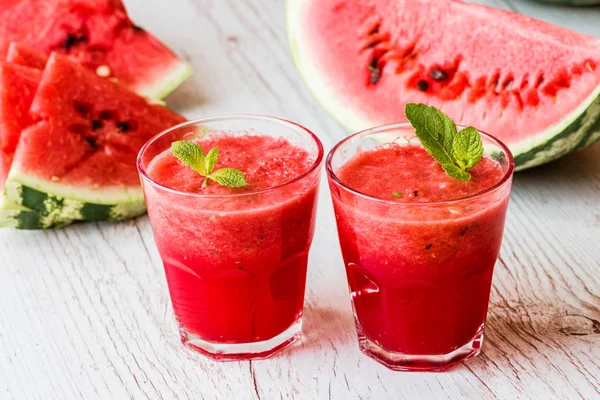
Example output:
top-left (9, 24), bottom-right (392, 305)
top-left (10, 53), bottom-right (186, 191)
top-left (0, 0), bottom-right (192, 98)
top-left (288, 0), bottom-right (600, 169)
top-left (0, 63), bottom-right (40, 191)
top-left (6, 43), bottom-right (48, 70)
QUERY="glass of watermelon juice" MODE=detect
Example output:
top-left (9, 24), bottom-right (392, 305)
top-left (326, 123), bottom-right (514, 371)
top-left (137, 115), bottom-right (323, 360)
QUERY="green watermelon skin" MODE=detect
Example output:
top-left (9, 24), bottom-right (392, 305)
top-left (288, 0), bottom-right (600, 170)
top-left (0, 197), bottom-right (73, 229)
top-left (0, 0), bottom-right (192, 99)
top-left (3, 54), bottom-right (186, 226)
top-left (533, 0), bottom-right (600, 5)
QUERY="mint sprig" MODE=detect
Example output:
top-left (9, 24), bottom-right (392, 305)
top-left (171, 141), bottom-right (248, 188)
top-left (404, 103), bottom-right (483, 181)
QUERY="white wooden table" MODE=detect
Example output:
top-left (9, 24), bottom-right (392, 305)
top-left (2, 1), bottom-right (600, 399)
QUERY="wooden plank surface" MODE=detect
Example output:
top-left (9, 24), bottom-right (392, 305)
top-left (1, 0), bottom-right (599, 399)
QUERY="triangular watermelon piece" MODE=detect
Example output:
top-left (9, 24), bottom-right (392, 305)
top-left (3, 53), bottom-right (187, 223)
top-left (0, 0), bottom-right (192, 99)
top-left (0, 62), bottom-right (73, 229)
top-left (6, 42), bottom-right (48, 70)
top-left (0, 64), bottom-right (41, 154)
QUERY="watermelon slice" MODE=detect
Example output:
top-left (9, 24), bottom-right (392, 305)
top-left (288, 0), bottom-right (600, 170)
top-left (0, 0), bottom-right (192, 99)
top-left (6, 43), bottom-right (48, 70)
top-left (0, 63), bottom-right (73, 229)
top-left (2, 53), bottom-right (186, 225)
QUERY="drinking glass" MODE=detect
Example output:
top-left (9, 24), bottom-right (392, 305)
top-left (326, 123), bottom-right (514, 371)
top-left (138, 115), bottom-right (323, 360)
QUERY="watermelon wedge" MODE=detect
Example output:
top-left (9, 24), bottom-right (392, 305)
top-left (2, 53), bottom-right (186, 225)
top-left (6, 43), bottom-right (48, 70)
top-left (0, 63), bottom-right (73, 229)
top-left (287, 0), bottom-right (600, 170)
top-left (0, 0), bottom-right (192, 99)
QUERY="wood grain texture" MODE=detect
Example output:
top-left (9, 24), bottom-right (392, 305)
top-left (1, 0), bottom-right (599, 399)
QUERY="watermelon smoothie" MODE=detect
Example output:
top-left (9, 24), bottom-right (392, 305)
top-left (327, 123), bottom-right (514, 371)
top-left (137, 116), bottom-right (323, 360)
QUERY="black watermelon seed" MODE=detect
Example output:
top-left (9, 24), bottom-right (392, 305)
top-left (116, 122), bottom-right (130, 133)
top-left (413, 190), bottom-right (419, 197)
top-left (417, 80), bottom-right (429, 92)
top-left (91, 120), bottom-right (103, 131)
top-left (369, 68), bottom-right (381, 85)
top-left (116, 121), bottom-right (137, 133)
top-left (132, 25), bottom-right (145, 32)
top-left (429, 69), bottom-right (448, 81)
top-left (85, 137), bottom-right (98, 148)
top-left (368, 57), bottom-right (379, 70)
top-left (460, 227), bottom-right (469, 236)
top-left (62, 34), bottom-right (78, 51)
top-left (368, 57), bottom-right (381, 85)
top-left (425, 243), bottom-right (433, 250)
top-left (74, 102), bottom-right (92, 117)
top-left (61, 34), bottom-right (87, 52)
top-left (368, 25), bottom-right (380, 35)
top-left (98, 110), bottom-right (117, 120)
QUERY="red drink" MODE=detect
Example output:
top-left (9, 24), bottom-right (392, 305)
top-left (138, 116), bottom-right (323, 360)
top-left (327, 123), bottom-right (513, 371)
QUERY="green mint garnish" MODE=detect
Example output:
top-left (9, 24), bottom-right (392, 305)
top-left (392, 192), bottom-right (403, 198)
top-left (171, 141), bottom-right (248, 188)
top-left (404, 103), bottom-right (483, 182)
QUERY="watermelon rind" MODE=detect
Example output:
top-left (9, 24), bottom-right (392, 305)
top-left (3, 174), bottom-right (146, 223)
top-left (534, 0), bottom-right (600, 5)
top-left (0, 198), bottom-right (73, 229)
top-left (137, 61), bottom-right (194, 100)
top-left (514, 89), bottom-right (600, 169)
top-left (286, 0), bottom-right (600, 171)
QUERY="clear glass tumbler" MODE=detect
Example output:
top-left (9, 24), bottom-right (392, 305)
top-left (326, 123), bottom-right (514, 371)
top-left (138, 115), bottom-right (323, 360)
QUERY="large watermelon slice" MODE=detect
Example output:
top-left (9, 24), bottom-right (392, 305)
top-left (2, 53), bottom-right (186, 226)
top-left (0, 0), bottom-right (192, 99)
top-left (288, 0), bottom-right (600, 170)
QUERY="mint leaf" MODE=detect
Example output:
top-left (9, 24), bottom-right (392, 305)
top-left (441, 164), bottom-right (472, 182)
top-left (205, 146), bottom-right (219, 174)
top-left (171, 141), bottom-right (208, 175)
top-left (392, 192), bottom-right (403, 198)
top-left (452, 127), bottom-right (483, 170)
top-left (171, 141), bottom-right (247, 188)
top-left (404, 103), bottom-right (485, 182)
top-left (404, 103), bottom-right (456, 167)
top-left (209, 168), bottom-right (248, 188)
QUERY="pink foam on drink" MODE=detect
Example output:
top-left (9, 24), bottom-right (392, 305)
top-left (337, 144), bottom-right (504, 202)
top-left (147, 134), bottom-right (315, 194)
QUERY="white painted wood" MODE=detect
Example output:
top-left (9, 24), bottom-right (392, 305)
top-left (1, 0), bottom-right (600, 399)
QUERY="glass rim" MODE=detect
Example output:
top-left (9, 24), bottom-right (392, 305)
top-left (137, 114), bottom-right (324, 199)
top-left (326, 122), bottom-right (515, 206)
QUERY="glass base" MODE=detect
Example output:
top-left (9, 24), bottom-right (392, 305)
top-left (357, 324), bottom-right (484, 372)
top-left (180, 318), bottom-right (302, 361)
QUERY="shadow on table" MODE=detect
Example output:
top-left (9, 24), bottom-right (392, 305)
top-left (275, 304), bottom-right (356, 359)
